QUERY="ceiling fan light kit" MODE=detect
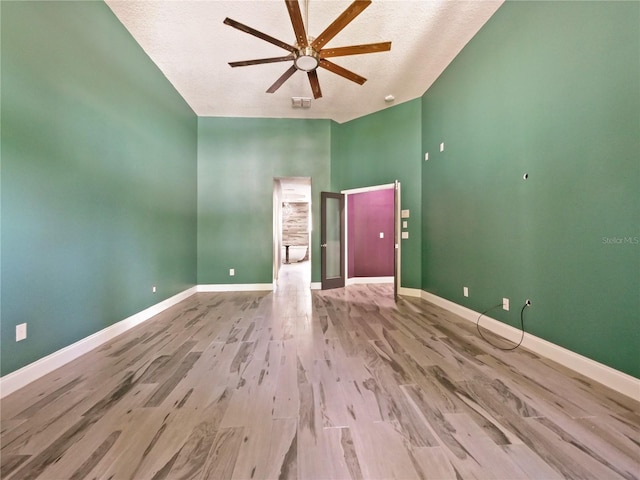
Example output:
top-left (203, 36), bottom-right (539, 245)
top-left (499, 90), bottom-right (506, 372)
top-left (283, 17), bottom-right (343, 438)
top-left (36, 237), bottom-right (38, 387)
top-left (294, 47), bottom-right (320, 72)
top-left (224, 0), bottom-right (391, 99)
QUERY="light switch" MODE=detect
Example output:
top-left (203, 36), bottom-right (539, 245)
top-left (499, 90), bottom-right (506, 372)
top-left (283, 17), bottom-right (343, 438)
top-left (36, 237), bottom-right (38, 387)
top-left (379, 232), bottom-right (384, 239)
top-left (401, 209), bottom-right (410, 218)
top-left (402, 221), bottom-right (408, 229)
top-left (401, 232), bottom-right (409, 239)
top-left (440, 142), bottom-right (445, 152)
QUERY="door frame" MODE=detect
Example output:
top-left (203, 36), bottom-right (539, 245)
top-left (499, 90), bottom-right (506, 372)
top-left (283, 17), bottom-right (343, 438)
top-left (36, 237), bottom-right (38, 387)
top-left (273, 177), bottom-right (312, 286)
top-left (340, 182), bottom-right (401, 296)
top-left (394, 180), bottom-right (401, 300)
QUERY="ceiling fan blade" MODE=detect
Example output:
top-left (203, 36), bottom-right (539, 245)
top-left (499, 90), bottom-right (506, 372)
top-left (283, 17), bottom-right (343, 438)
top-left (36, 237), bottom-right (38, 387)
top-left (319, 59), bottom-right (366, 85)
top-left (229, 55), bottom-right (295, 68)
top-left (320, 41), bottom-right (391, 58)
top-left (311, 0), bottom-right (372, 50)
top-left (224, 17), bottom-right (296, 53)
top-left (267, 65), bottom-right (298, 93)
top-left (285, 0), bottom-right (308, 48)
top-left (307, 70), bottom-right (322, 99)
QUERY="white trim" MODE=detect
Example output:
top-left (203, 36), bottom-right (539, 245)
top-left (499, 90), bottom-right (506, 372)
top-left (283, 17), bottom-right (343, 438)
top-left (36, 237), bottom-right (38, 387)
top-left (0, 287), bottom-right (197, 399)
top-left (394, 180), bottom-right (401, 298)
top-left (398, 287), bottom-right (422, 297)
top-left (344, 196), bottom-right (349, 287)
top-left (340, 182), bottom-right (400, 297)
top-left (197, 283), bottom-right (274, 292)
top-left (420, 290), bottom-right (640, 401)
top-left (346, 276), bottom-right (393, 285)
top-left (340, 183), bottom-right (395, 195)
top-left (311, 282), bottom-right (322, 290)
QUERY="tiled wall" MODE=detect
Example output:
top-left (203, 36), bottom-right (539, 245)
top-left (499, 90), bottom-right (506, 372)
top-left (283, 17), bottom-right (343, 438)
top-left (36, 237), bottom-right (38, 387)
top-left (282, 202), bottom-right (309, 247)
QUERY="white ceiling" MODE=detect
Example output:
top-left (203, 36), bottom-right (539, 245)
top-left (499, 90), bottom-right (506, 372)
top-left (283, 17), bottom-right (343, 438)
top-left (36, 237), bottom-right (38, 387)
top-left (105, 0), bottom-right (503, 124)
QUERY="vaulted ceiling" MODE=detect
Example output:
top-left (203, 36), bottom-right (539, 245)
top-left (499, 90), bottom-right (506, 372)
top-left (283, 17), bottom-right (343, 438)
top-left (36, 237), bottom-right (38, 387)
top-left (106, 0), bottom-right (503, 123)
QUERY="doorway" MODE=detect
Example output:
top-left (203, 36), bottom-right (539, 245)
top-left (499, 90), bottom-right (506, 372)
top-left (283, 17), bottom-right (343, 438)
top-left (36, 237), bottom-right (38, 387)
top-left (273, 177), bottom-right (312, 288)
top-left (320, 182), bottom-right (401, 298)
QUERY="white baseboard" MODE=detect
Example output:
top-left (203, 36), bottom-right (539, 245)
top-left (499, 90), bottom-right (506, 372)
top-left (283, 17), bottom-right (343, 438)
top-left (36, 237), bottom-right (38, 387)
top-left (197, 283), bottom-right (274, 292)
top-left (7, 284), bottom-right (635, 402)
top-left (0, 286), bottom-right (197, 399)
top-left (346, 276), bottom-right (393, 285)
top-left (421, 290), bottom-right (640, 401)
top-left (398, 287), bottom-right (422, 297)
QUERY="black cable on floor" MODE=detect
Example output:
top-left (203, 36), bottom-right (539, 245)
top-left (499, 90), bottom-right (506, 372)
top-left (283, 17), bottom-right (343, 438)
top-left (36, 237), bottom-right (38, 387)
top-left (477, 301), bottom-right (530, 351)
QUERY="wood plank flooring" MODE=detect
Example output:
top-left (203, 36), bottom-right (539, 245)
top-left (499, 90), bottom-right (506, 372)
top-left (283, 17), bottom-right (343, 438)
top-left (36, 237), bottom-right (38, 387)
top-left (2, 262), bottom-right (639, 479)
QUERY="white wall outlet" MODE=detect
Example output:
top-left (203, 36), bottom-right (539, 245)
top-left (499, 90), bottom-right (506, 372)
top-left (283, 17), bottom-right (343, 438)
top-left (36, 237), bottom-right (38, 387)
top-left (402, 221), bottom-right (408, 228)
top-left (503, 297), bottom-right (510, 311)
top-left (401, 231), bottom-right (409, 239)
top-left (401, 209), bottom-right (410, 218)
top-left (229, 268), bottom-right (235, 276)
top-left (16, 323), bottom-right (27, 342)
top-left (440, 142), bottom-right (445, 152)
top-left (463, 287), bottom-right (469, 297)
top-left (424, 152), bottom-right (429, 161)
top-left (152, 285), bottom-right (157, 293)
top-left (379, 232), bottom-right (384, 239)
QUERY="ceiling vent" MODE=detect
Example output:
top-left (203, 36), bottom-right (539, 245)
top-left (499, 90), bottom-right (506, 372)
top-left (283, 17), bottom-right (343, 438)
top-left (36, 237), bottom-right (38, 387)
top-left (291, 97), bottom-right (312, 109)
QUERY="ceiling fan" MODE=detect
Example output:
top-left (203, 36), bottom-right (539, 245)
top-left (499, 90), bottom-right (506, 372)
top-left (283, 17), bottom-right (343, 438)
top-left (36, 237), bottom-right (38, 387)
top-left (223, 0), bottom-right (391, 99)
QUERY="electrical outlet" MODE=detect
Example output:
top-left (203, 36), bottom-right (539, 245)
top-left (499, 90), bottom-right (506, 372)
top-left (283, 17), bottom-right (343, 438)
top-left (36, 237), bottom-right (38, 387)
top-left (152, 285), bottom-right (157, 293)
top-left (229, 268), bottom-right (235, 276)
top-left (424, 152), bottom-right (429, 161)
top-left (503, 297), bottom-right (510, 311)
top-left (463, 287), bottom-right (469, 297)
top-left (16, 323), bottom-right (27, 342)
top-left (440, 142), bottom-right (445, 152)
top-left (379, 232), bottom-right (384, 239)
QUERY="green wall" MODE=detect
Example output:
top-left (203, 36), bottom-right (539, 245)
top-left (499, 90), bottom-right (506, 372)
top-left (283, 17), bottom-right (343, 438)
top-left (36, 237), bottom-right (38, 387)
top-left (197, 117), bottom-right (331, 284)
top-left (331, 99), bottom-right (422, 289)
top-left (3, 0), bottom-right (637, 382)
top-left (1, 2), bottom-right (198, 376)
top-left (421, 1), bottom-right (639, 377)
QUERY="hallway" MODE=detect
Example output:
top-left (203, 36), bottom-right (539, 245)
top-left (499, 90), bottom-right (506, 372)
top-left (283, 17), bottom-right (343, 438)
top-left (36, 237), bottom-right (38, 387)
top-left (276, 260), bottom-right (311, 293)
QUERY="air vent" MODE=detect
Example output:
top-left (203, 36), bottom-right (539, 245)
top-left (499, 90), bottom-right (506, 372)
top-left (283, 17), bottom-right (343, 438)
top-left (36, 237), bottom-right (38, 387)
top-left (291, 97), bottom-right (312, 109)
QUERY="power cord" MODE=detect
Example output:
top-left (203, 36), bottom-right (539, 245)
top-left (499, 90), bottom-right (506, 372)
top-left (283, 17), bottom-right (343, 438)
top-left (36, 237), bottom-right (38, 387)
top-left (476, 300), bottom-right (531, 351)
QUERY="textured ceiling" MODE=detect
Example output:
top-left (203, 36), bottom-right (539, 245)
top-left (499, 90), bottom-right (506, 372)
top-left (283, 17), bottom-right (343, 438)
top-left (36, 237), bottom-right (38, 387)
top-left (106, 0), bottom-right (503, 123)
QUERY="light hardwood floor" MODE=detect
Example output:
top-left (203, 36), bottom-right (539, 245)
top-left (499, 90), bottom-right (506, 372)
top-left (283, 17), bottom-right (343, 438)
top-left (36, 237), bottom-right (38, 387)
top-left (1, 261), bottom-right (639, 479)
